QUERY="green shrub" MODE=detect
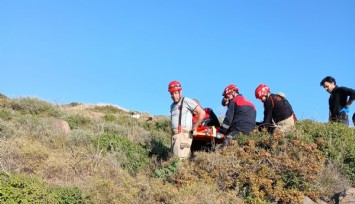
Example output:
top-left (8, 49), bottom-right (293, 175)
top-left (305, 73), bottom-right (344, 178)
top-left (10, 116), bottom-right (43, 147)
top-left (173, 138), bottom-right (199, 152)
top-left (154, 157), bottom-right (180, 182)
top-left (143, 118), bottom-right (171, 132)
top-left (116, 114), bottom-right (140, 126)
top-left (102, 114), bottom-right (116, 122)
top-left (8, 97), bottom-right (60, 117)
top-left (92, 133), bottom-right (149, 174)
top-left (154, 119), bottom-right (171, 132)
top-left (0, 109), bottom-right (13, 121)
top-left (66, 114), bottom-right (93, 130)
top-left (68, 129), bottom-right (96, 147)
top-left (149, 137), bottom-right (170, 161)
top-left (0, 119), bottom-right (16, 139)
top-left (297, 120), bottom-right (355, 183)
top-left (91, 105), bottom-right (123, 114)
top-left (46, 185), bottom-right (87, 204)
top-left (68, 102), bottom-right (82, 107)
top-left (0, 172), bottom-right (87, 203)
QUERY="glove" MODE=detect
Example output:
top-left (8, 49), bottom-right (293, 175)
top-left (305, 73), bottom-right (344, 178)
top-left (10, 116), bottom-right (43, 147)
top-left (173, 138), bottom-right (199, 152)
top-left (189, 129), bottom-right (197, 138)
top-left (216, 132), bottom-right (223, 139)
top-left (340, 107), bottom-right (349, 113)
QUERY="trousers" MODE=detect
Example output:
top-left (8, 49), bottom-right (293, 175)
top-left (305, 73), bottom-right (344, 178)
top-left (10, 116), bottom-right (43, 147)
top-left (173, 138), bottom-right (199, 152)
top-left (171, 129), bottom-right (192, 159)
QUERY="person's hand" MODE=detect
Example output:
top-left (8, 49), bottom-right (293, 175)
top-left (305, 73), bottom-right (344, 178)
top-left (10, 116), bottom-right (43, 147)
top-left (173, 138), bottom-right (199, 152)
top-left (340, 107), bottom-right (349, 113)
top-left (216, 132), bottom-right (224, 139)
top-left (189, 129), bottom-right (197, 136)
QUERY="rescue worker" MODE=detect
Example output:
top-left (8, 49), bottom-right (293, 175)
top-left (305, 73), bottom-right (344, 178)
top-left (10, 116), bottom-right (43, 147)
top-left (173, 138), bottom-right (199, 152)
top-left (320, 76), bottom-right (355, 125)
top-left (217, 84), bottom-right (256, 149)
top-left (255, 84), bottom-right (296, 134)
top-left (168, 80), bottom-right (205, 159)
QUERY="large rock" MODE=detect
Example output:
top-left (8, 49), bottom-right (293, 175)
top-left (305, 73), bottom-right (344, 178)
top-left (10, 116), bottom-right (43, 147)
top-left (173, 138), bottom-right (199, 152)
top-left (332, 187), bottom-right (355, 204)
top-left (303, 196), bottom-right (316, 204)
top-left (51, 119), bottom-right (70, 134)
top-left (302, 196), bottom-right (328, 204)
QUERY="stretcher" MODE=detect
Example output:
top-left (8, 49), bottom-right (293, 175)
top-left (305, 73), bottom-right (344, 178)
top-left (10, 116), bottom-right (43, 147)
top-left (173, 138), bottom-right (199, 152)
top-left (193, 126), bottom-right (224, 143)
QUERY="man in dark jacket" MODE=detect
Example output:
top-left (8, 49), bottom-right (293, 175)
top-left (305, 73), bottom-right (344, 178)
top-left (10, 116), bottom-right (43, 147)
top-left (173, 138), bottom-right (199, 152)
top-left (320, 76), bottom-right (355, 125)
top-left (217, 84), bottom-right (256, 149)
top-left (255, 84), bottom-right (296, 134)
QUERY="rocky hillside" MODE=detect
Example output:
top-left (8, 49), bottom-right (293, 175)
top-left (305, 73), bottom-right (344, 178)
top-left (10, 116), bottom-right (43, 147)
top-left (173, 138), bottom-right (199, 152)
top-left (0, 95), bottom-right (354, 203)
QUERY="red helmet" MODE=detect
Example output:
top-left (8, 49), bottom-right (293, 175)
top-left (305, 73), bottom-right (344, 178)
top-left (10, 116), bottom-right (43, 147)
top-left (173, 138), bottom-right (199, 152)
top-left (168, 80), bottom-right (182, 93)
top-left (222, 84), bottom-right (238, 96)
top-left (255, 84), bottom-right (270, 99)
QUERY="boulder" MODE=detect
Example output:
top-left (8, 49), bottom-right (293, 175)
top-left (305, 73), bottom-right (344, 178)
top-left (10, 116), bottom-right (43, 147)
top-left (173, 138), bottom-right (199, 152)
top-left (332, 187), bottom-right (355, 204)
top-left (52, 119), bottom-right (70, 134)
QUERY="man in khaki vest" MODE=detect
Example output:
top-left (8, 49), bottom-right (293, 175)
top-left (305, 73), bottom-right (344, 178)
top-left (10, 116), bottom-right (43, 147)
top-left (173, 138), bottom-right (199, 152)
top-left (168, 80), bottom-right (205, 159)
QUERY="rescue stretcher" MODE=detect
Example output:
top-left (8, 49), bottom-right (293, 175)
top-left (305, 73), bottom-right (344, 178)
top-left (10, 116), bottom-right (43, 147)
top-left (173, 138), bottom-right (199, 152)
top-left (192, 125), bottom-right (224, 143)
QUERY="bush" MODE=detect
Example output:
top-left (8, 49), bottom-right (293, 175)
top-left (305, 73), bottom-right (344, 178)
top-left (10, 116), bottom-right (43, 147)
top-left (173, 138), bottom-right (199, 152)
top-left (68, 129), bottom-right (96, 147)
top-left (149, 137), bottom-right (170, 161)
top-left (91, 105), bottom-right (123, 114)
top-left (92, 133), bottom-right (149, 174)
top-left (0, 172), bottom-right (87, 203)
top-left (102, 114), bottom-right (116, 122)
top-left (0, 119), bottom-right (16, 139)
top-left (154, 157), bottom-right (180, 182)
top-left (8, 97), bottom-right (61, 117)
top-left (0, 109), bottom-right (13, 121)
top-left (66, 114), bottom-right (93, 130)
top-left (68, 102), bottom-right (82, 107)
top-left (297, 120), bottom-right (355, 183)
top-left (143, 118), bottom-right (170, 132)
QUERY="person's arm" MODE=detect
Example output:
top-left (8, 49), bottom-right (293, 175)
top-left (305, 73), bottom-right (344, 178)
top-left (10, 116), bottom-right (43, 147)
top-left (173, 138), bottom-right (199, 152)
top-left (262, 97), bottom-right (273, 129)
top-left (220, 100), bottom-right (236, 134)
top-left (345, 87), bottom-right (355, 107)
top-left (192, 105), bottom-right (205, 131)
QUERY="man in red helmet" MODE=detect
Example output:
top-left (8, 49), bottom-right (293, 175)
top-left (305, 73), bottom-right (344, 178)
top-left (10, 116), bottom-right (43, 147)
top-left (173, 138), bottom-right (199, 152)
top-left (217, 84), bottom-right (256, 149)
top-left (168, 80), bottom-right (205, 159)
top-left (255, 84), bottom-right (296, 134)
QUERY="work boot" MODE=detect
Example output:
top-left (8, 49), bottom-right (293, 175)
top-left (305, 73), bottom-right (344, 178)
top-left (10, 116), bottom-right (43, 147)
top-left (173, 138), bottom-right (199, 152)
top-left (220, 137), bottom-right (231, 151)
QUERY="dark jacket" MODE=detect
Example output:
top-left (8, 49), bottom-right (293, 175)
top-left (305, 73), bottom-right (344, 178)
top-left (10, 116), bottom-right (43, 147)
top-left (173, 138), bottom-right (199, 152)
top-left (262, 94), bottom-right (294, 130)
top-left (329, 86), bottom-right (355, 122)
top-left (219, 94), bottom-right (256, 136)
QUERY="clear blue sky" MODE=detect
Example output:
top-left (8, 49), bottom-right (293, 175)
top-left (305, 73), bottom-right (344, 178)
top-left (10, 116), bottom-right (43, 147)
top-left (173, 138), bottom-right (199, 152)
top-left (1, 1), bottom-right (354, 123)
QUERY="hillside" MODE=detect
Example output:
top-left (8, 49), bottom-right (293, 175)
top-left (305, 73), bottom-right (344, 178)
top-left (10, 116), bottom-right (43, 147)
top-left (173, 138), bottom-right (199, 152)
top-left (0, 95), bottom-right (354, 203)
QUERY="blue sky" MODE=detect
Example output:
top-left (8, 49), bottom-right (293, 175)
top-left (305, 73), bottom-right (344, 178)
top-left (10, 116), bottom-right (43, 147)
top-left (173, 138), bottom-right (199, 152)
top-left (1, 1), bottom-right (354, 124)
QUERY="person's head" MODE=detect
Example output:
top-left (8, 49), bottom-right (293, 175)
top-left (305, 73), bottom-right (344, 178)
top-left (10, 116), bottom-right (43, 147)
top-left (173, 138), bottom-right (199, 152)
top-left (255, 84), bottom-right (270, 102)
top-left (168, 80), bottom-right (182, 103)
top-left (320, 76), bottom-right (336, 94)
top-left (222, 84), bottom-right (239, 100)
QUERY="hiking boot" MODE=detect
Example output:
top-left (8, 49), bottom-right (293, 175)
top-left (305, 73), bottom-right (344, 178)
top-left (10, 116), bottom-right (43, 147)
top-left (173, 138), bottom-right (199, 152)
top-left (220, 137), bottom-right (231, 151)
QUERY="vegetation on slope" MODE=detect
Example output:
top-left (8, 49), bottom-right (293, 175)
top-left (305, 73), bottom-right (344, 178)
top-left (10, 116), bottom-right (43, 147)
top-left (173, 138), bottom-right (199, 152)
top-left (0, 95), bottom-right (354, 203)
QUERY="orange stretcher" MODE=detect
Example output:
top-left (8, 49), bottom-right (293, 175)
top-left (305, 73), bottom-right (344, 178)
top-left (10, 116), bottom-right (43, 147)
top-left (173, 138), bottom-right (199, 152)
top-left (193, 126), bottom-right (224, 143)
